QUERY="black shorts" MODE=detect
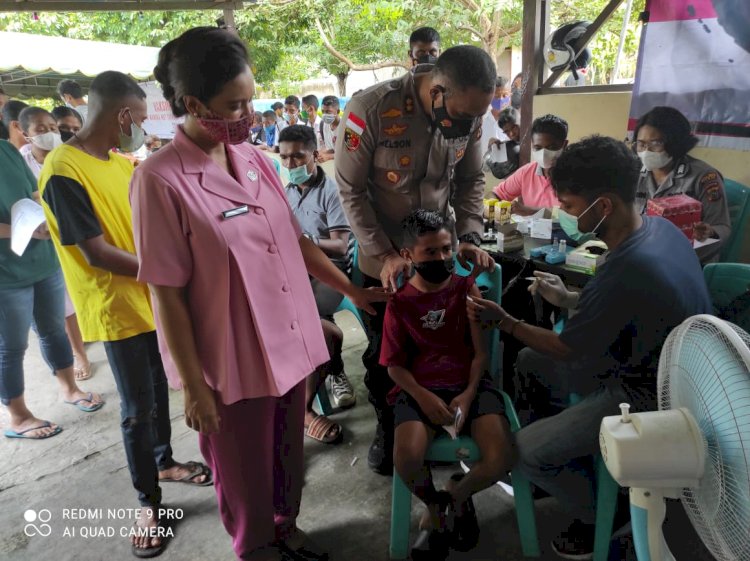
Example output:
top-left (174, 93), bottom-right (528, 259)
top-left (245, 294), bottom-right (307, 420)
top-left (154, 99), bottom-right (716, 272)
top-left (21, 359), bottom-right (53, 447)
top-left (393, 384), bottom-right (506, 434)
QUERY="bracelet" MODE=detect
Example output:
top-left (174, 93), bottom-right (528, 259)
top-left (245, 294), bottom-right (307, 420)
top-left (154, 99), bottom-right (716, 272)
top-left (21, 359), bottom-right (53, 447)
top-left (510, 318), bottom-right (526, 338)
top-left (498, 315), bottom-right (515, 332)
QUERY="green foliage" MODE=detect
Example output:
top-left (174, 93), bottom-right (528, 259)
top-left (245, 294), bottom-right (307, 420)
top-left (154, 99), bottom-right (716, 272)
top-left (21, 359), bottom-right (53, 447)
top-left (0, 0), bottom-right (645, 95)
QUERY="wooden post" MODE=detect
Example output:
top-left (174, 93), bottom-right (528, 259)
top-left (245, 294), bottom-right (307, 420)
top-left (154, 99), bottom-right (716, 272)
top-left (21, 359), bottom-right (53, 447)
top-left (223, 7), bottom-right (238, 36)
top-left (519, 0), bottom-right (546, 165)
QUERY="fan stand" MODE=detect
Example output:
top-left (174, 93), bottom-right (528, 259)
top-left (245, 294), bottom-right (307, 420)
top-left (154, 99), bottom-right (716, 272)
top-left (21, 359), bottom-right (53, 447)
top-left (630, 488), bottom-right (679, 561)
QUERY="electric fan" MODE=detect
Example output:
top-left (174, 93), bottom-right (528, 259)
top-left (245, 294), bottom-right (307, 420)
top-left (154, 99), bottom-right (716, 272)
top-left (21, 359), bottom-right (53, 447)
top-left (600, 314), bottom-right (750, 561)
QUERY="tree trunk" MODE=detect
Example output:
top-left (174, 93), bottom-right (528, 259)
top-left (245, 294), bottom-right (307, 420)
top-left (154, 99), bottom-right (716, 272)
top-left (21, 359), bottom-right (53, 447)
top-left (336, 72), bottom-right (348, 96)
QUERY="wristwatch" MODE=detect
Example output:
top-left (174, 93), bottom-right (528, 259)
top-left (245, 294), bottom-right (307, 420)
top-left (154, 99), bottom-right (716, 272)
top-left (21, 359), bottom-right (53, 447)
top-left (458, 232), bottom-right (482, 247)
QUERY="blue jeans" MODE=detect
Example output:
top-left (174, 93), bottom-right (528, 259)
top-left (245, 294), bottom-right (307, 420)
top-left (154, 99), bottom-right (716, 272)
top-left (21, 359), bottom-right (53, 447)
top-left (0, 270), bottom-right (73, 405)
top-left (103, 331), bottom-right (174, 507)
top-left (513, 348), bottom-right (628, 524)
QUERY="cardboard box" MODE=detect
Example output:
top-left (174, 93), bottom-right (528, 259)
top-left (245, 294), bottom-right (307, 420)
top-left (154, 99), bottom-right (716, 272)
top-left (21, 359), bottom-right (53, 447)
top-left (646, 194), bottom-right (702, 241)
top-left (565, 241), bottom-right (608, 274)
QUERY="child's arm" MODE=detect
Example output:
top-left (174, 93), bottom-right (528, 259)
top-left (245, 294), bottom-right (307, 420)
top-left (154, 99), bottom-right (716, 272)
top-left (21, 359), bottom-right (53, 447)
top-left (388, 366), bottom-right (454, 426)
top-left (450, 283), bottom-right (490, 431)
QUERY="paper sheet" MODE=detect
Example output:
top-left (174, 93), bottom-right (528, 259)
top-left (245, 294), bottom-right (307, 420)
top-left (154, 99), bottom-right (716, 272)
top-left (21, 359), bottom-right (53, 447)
top-left (443, 407), bottom-right (463, 440)
top-left (489, 143), bottom-right (507, 164)
top-left (693, 237), bottom-right (720, 249)
top-left (11, 199), bottom-right (46, 256)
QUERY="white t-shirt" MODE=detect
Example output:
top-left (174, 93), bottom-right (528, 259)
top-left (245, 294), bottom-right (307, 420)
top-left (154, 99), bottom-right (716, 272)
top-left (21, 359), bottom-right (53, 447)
top-left (479, 109), bottom-right (508, 154)
top-left (321, 121), bottom-right (340, 151)
top-left (73, 103), bottom-right (88, 123)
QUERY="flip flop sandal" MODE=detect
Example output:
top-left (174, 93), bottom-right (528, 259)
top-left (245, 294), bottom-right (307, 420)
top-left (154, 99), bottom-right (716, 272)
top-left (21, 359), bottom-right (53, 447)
top-left (4, 421), bottom-right (63, 440)
top-left (448, 472), bottom-right (479, 551)
top-left (130, 521), bottom-right (168, 558)
top-left (64, 392), bottom-right (105, 413)
top-left (304, 415), bottom-right (343, 444)
top-left (160, 461), bottom-right (214, 487)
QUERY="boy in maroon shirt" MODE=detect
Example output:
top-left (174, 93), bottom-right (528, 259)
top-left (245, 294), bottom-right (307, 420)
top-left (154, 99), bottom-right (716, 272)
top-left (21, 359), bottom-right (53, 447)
top-left (380, 209), bottom-right (515, 559)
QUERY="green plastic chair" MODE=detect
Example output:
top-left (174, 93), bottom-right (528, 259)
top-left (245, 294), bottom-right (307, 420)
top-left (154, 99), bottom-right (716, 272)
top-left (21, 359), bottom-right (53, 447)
top-left (721, 179), bottom-right (750, 263)
top-left (704, 262), bottom-right (750, 332)
top-left (389, 262), bottom-right (542, 559)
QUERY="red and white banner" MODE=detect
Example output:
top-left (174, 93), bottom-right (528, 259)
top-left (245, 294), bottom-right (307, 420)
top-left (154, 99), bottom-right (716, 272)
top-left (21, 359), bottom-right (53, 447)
top-left (628, 0), bottom-right (750, 151)
top-left (141, 81), bottom-right (184, 139)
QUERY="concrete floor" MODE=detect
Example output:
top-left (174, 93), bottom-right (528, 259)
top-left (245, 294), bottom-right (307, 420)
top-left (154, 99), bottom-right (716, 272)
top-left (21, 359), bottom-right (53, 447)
top-left (0, 312), bottom-right (712, 561)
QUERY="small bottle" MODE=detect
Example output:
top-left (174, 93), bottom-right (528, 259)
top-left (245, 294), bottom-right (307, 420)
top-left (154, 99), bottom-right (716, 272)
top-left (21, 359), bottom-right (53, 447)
top-left (552, 236), bottom-right (559, 252)
top-left (488, 225), bottom-right (495, 239)
top-left (559, 240), bottom-right (567, 253)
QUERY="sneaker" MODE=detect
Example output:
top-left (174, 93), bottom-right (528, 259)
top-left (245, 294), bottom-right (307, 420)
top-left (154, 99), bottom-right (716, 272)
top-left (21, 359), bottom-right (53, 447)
top-left (367, 423), bottom-right (393, 475)
top-left (329, 371), bottom-right (356, 408)
top-left (550, 519), bottom-right (595, 560)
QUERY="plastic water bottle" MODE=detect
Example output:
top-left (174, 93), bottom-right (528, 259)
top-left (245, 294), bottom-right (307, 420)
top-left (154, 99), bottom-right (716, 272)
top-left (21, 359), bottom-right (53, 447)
top-left (559, 240), bottom-right (567, 253)
top-left (552, 236), bottom-right (559, 252)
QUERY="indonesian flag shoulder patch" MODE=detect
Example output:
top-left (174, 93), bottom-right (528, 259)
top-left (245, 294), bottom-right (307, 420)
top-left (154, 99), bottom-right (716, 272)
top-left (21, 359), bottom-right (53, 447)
top-left (344, 112), bottom-right (366, 152)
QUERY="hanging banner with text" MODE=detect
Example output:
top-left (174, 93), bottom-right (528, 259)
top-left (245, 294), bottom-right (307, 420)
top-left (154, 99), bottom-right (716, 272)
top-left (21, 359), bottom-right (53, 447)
top-left (141, 81), bottom-right (183, 139)
top-left (628, 0), bottom-right (750, 151)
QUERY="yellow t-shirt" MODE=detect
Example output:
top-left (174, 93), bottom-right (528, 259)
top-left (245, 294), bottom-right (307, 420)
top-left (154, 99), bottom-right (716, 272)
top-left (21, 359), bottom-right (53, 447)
top-left (39, 145), bottom-right (155, 342)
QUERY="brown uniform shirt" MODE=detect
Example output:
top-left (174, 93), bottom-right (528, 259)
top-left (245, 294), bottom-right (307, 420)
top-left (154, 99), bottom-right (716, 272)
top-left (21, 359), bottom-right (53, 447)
top-left (334, 67), bottom-right (485, 278)
top-left (635, 155), bottom-right (731, 262)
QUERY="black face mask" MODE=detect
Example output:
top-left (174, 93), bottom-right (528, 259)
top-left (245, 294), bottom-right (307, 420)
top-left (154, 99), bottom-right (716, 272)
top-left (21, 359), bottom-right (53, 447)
top-left (416, 54), bottom-right (438, 65)
top-left (413, 257), bottom-right (455, 284)
top-left (59, 130), bottom-right (75, 142)
top-left (431, 97), bottom-right (473, 140)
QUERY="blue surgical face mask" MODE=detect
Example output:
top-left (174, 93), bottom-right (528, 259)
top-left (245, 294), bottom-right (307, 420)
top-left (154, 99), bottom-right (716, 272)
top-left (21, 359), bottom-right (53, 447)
top-left (491, 96), bottom-right (511, 110)
top-left (286, 156), bottom-right (314, 185)
top-left (558, 197), bottom-right (607, 243)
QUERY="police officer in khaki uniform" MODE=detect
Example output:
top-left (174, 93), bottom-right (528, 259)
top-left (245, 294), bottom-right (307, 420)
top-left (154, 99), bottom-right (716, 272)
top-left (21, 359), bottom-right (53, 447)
top-left (633, 106), bottom-right (731, 263)
top-left (335, 45), bottom-right (496, 474)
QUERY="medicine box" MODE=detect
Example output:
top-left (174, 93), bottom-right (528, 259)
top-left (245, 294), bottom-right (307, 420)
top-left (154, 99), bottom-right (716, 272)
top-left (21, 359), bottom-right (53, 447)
top-left (646, 194), bottom-right (702, 242)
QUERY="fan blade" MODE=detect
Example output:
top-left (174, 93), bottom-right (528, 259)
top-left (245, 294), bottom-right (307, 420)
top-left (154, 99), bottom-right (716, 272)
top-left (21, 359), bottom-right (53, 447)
top-left (630, 488), bottom-right (675, 561)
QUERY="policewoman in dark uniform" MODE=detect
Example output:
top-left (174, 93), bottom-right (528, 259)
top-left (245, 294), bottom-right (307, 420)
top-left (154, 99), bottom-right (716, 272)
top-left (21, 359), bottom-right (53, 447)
top-left (335, 45), bottom-right (496, 474)
top-left (633, 106), bottom-right (731, 263)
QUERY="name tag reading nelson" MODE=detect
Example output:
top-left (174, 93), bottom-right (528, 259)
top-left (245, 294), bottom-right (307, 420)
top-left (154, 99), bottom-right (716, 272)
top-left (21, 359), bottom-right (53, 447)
top-left (221, 205), bottom-right (250, 220)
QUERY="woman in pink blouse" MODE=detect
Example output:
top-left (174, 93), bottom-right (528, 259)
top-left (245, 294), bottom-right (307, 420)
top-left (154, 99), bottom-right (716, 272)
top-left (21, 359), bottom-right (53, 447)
top-left (130, 27), bottom-right (387, 561)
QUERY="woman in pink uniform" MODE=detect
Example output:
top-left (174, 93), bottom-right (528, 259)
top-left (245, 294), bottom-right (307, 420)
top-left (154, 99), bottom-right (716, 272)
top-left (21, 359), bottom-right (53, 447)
top-left (130, 27), bottom-right (386, 561)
